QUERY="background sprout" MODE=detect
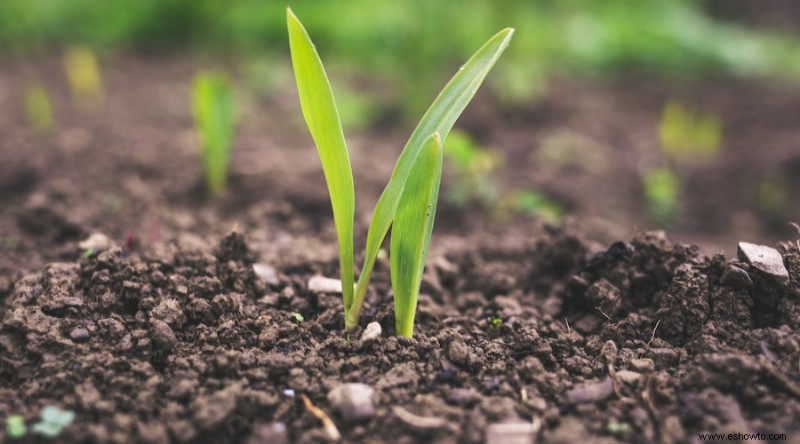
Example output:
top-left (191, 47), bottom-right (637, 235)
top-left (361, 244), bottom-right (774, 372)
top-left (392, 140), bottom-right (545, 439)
top-left (31, 406), bottom-right (74, 438)
top-left (658, 100), bottom-right (722, 162)
top-left (6, 415), bottom-right (26, 439)
top-left (642, 166), bottom-right (680, 225)
top-left (192, 72), bottom-right (237, 196)
top-left (64, 46), bottom-right (103, 104)
top-left (24, 84), bottom-right (53, 131)
top-left (287, 8), bottom-right (512, 334)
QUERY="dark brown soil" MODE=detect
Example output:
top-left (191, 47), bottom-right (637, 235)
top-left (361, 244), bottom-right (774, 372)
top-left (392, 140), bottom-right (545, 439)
top-left (1, 54), bottom-right (799, 443)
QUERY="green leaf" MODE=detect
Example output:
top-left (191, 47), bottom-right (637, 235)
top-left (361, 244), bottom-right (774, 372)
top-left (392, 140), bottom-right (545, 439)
top-left (192, 72), bottom-right (236, 195)
top-left (390, 133), bottom-right (443, 338)
top-left (348, 27), bottom-right (514, 329)
top-left (287, 8), bottom-right (355, 312)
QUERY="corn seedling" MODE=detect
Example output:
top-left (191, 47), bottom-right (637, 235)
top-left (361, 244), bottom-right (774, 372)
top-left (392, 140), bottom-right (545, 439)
top-left (192, 72), bottom-right (236, 196)
top-left (64, 47), bottom-right (103, 104)
top-left (287, 8), bottom-right (512, 337)
top-left (24, 84), bottom-right (53, 131)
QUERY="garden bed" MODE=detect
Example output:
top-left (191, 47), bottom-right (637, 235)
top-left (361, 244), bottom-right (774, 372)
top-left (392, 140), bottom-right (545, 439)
top-left (1, 55), bottom-right (799, 443)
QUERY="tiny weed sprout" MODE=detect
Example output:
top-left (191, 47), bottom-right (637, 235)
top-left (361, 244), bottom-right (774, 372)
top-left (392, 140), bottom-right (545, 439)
top-left (287, 8), bottom-right (512, 336)
top-left (32, 405), bottom-right (74, 438)
top-left (6, 415), bottom-right (26, 439)
top-left (192, 72), bottom-right (237, 196)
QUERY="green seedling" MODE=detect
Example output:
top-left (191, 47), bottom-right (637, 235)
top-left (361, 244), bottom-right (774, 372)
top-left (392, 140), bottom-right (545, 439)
top-left (192, 72), bottom-right (237, 195)
top-left (6, 415), bottom-right (26, 439)
top-left (658, 100), bottom-right (722, 162)
top-left (509, 190), bottom-right (564, 224)
top-left (443, 130), bottom-right (502, 206)
top-left (287, 8), bottom-right (512, 337)
top-left (642, 167), bottom-right (679, 225)
top-left (32, 405), bottom-right (74, 438)
top-left (292, 312), bottom-right (305, 324)
top-left (64, 47), bottom-right (103, 104)
top-left (24, 84), bottom-right (53, 131)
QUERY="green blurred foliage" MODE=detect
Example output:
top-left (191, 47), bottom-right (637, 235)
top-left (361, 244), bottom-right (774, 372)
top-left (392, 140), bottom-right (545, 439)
top-left (3, 0), bottom-right (800, 120)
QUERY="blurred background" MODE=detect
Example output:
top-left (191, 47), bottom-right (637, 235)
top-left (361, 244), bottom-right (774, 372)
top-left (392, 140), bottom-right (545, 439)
top-left (1, 0), bottom-right (799, 266)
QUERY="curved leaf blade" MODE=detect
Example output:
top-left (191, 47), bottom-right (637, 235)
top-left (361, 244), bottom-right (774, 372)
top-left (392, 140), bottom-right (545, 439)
top-left (390, 133), bottom-right (443, 338)
top-left (349, 27), bottom-right (514, 327)
top-left (287, 8), bottom-right (355, 309)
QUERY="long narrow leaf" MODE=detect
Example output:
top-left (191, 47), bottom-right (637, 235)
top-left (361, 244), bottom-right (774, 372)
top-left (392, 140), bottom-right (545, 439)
top-left (390, 133), bottom-right (442, 338)
top-left (287, 8), bottom-right (355, 310)
top-left (348, 28), bottom-right (514, 327)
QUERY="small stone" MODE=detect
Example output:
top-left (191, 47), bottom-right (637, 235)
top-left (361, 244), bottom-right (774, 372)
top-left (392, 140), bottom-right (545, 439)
top-left (648, 347), bottom-right (679, 370)
top-left (150, 320), bottom-right (177, 351)
top-left (79, 233), bottom-right (114, 253)
top-left (447, 339), bottom-right (470, 365)
top-left (737, 242), bottom-right (789, 281)
top-left (392, 406), bottom-right (451, 431)
top-left (247, 423), bottom-right (288, 444)
top-left (307, 275), bottom-right (343, 293)
top-left (485, 422), bottom-right (538, 444)
top-left (720, 264), bottom-right (753, 288)
top-left (615, 370), bottom-right (642, 384)
top-left (566, 377), bottom-right (614, 404)
top-left (445, 388), bottom-right (480, 407)
top-left (630, 358), bottom-right (655, 373)
top-left (327, 383), bottom-right (376, 421)
top-left (253, 264), bottom-right (280, 286)
top-left (360, 322), bottom-right (382, 343)
top-left (70, 327), bottom-right (91, 342)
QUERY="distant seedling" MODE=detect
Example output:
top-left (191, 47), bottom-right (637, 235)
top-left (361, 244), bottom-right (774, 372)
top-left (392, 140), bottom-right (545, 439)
top-left (642, 166), bottom-right (679, 225)
top-left (64, 47), bottom-right (103, 104)
top-left (31, 406), bottom-right (74, 438)
top-left (24, 84), bottom-right (53, 131)
top-left (658, 100), bottom-right (722, 162)
top-left (287, 8), bottom-right (512, 337)
top-left (192, 72), bottom-right (237, 196)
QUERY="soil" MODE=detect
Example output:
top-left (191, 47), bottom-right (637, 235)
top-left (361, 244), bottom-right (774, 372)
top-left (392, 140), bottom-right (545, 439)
top-left (1, 54), bottom-right (799, 443)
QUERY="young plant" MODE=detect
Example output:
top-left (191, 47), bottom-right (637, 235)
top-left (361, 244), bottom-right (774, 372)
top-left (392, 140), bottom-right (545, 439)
top-left (24, 84), bottom-right (53, 131)
top-left (192, 72), bottom-right (236, 195)
top-left (287, 8), bottom-right (512, 337)
top-left (64, 46), bottom-right (103, 104)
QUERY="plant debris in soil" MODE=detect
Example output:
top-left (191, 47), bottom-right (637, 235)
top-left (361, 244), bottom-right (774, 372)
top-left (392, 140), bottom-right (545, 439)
top-left (1, 227), bottom-right (799, 443)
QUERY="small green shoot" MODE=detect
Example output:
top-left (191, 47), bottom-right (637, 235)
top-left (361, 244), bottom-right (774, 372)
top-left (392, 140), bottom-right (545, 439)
top-left (509, 190), bottom-right (564, 224)
top-left (6, 415), bottom-right (26, 439)
top-left (442, 130), bottom-right (502, 205)
top-left (642, 167), bottom-right (680, 224)
top-left (658, 100), bottom-right (722, 162)
top-left (24, 84), bottom-right (53, 131)
top-left (192, 72), bottom-right (237, 196)
top-left (287, 8), bottom-right (512, 336)
top-left (292, 312), bottom-right (305, 324)
top-left (64, 47), bottom-right (103, 104)
top-left (490, 316), bottom-right (503, 327)
top-left (32, 406), bottom-right (74, 438)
